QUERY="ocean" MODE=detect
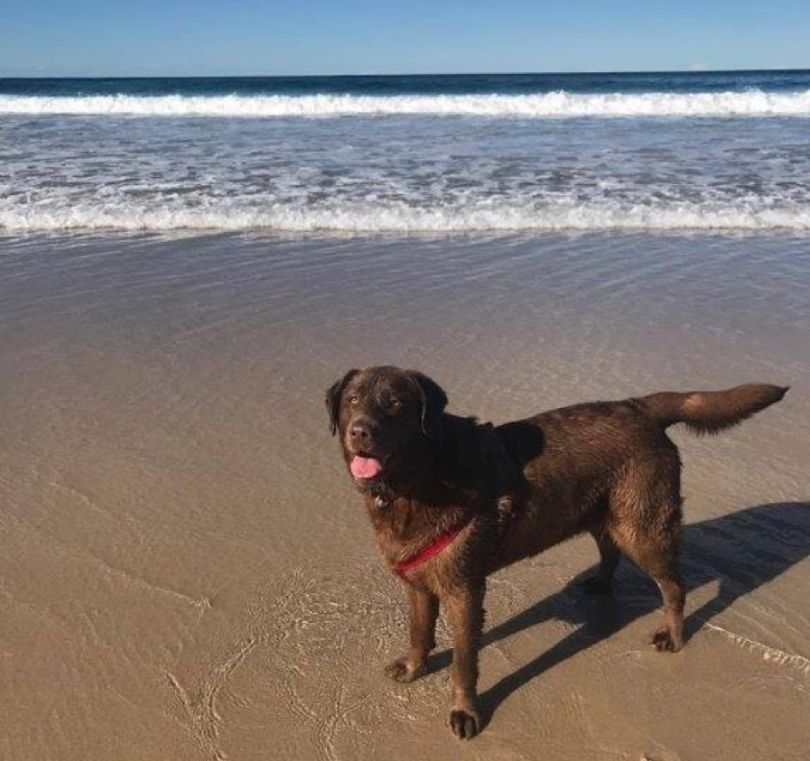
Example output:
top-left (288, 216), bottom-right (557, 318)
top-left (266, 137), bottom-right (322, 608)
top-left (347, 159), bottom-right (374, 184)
top-left (1, 70), bottom-right (810, 232)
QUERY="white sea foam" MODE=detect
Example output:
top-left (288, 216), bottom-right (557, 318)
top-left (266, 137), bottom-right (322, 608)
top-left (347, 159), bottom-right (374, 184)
top-left (3, 199), bottom-right (809, 232)
top-left (3, 90), bottom-right (810, 118)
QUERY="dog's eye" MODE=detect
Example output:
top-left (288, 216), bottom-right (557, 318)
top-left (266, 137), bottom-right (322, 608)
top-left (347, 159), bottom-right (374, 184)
top-left (348, 394), bottom-right (360, 405)
top-left (390, 398), bottom-right (403, 409)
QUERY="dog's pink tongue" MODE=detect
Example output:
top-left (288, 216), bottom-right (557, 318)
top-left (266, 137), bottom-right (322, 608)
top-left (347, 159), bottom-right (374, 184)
top-left (350, 455), bottom-right (383, 479)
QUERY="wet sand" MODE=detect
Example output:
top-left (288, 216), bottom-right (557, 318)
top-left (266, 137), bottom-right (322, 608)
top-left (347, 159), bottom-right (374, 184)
top-left (1, 232), bottom-right (808, 761)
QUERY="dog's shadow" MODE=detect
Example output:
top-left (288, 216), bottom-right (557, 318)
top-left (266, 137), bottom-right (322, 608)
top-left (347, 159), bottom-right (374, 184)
top-left (427, 501), bottom-right (810, 724)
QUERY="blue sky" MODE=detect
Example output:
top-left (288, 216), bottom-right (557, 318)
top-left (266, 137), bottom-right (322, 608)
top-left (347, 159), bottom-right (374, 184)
top-left (2, 0), bottom-right (809, 77)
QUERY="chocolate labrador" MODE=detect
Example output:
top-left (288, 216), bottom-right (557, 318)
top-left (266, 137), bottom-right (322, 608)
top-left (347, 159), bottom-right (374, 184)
top-left (325, 366), bottom-right (787, 739)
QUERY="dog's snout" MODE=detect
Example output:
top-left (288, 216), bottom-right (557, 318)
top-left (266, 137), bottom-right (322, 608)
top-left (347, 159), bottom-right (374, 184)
top-left (349, 419), bottom-right (375, 447)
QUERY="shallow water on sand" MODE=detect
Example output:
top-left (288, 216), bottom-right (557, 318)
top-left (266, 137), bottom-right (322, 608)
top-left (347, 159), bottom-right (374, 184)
top-left (1, 232), bottom-right (809, 760)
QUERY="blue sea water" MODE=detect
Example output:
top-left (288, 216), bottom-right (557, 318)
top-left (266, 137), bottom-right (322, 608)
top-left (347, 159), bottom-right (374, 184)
top-left (3, 70), bottom-right (810, 97)
top-left (1, 70), bottom-right (810, 232)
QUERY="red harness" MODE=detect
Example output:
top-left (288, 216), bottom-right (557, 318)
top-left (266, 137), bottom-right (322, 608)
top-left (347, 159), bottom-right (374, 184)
top-left (393, 495), bottom-right (519, 582)
top-left (394, 423), bottom-right (518, 583)
top-left (394, 524), bottom-right (466, 581)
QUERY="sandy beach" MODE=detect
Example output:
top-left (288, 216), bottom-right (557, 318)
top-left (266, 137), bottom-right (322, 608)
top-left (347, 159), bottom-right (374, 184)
top-left (1, 231), bottom-right (808, 761)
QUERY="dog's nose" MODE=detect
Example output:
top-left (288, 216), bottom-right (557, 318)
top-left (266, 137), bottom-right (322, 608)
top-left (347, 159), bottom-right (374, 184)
top-left (349, 421), bottom-right (374, 446)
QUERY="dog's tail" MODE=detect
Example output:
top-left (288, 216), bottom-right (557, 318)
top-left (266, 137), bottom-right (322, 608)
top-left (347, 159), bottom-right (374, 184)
top-left (638, 384), bottom-right (788, 435)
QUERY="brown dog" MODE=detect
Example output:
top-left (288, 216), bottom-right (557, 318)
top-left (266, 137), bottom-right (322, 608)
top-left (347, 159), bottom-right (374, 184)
top-left (325, 366), bottom-right (787, 739)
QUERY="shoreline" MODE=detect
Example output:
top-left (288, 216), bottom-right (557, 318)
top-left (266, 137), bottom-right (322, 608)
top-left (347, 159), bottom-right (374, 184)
top-left (2, 231), bottom-right (808, 760)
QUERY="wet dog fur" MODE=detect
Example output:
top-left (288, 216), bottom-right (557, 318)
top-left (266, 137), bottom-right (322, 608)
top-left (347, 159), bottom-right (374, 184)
top-left (325, 366), bottom-right (788, 739)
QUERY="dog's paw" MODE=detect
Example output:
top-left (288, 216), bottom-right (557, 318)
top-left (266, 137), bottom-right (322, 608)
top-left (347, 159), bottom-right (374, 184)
top-left (650, 627), bottom-right (683, 653)
top-left (580, 575), bottom-right (614, 596)
top-left (384, 656), bottom-right (426, 683)
top-left (448, 707), bottom-right (480, 740)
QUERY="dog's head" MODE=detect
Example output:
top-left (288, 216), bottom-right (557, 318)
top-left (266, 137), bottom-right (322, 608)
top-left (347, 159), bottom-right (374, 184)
top-left (325, 366), bottom-right (448, 494)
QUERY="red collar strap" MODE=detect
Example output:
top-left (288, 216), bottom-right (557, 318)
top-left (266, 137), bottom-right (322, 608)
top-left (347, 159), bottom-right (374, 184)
top-left (392, 493), bottom-right (521, 582)
top-left (394, 523), bottom-right (466, 581)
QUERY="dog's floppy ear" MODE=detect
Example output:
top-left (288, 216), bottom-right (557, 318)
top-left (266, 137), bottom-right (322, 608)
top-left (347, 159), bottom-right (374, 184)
top-left (408, 371), bottom-right (448, 434)
top-left (325, 369), bottom-right (360, 436)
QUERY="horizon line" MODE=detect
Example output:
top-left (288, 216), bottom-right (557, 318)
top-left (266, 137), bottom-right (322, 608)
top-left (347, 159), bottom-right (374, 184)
top-left (2, 66), bottom-right (809, 81)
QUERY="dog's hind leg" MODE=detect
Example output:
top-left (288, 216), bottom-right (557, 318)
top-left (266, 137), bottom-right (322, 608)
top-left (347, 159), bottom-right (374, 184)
top-left (613, 528), bottom-right (685, 652)
top-left (582, 526), bottom-right (622, 595)
top-left (635, 543), bottom-right (685, 652)
top-left (653, 568), bottom-right (686, 653)
top-left (582, 527), bottom-right (621, 595)
top-left (608, 455), bottom-right (686, 651)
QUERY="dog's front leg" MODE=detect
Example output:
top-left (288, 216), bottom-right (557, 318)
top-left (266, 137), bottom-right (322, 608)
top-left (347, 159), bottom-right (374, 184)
top-left (445, 584), bottom-right (484, 739)
top-left (385, 585), bottom-right (438, 683)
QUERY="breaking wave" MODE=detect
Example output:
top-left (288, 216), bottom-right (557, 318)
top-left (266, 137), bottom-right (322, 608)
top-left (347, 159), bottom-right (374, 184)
top-left (3, 90), bottom-right (810, 118)
top-left (3, 199), bottom-right (809, 232)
